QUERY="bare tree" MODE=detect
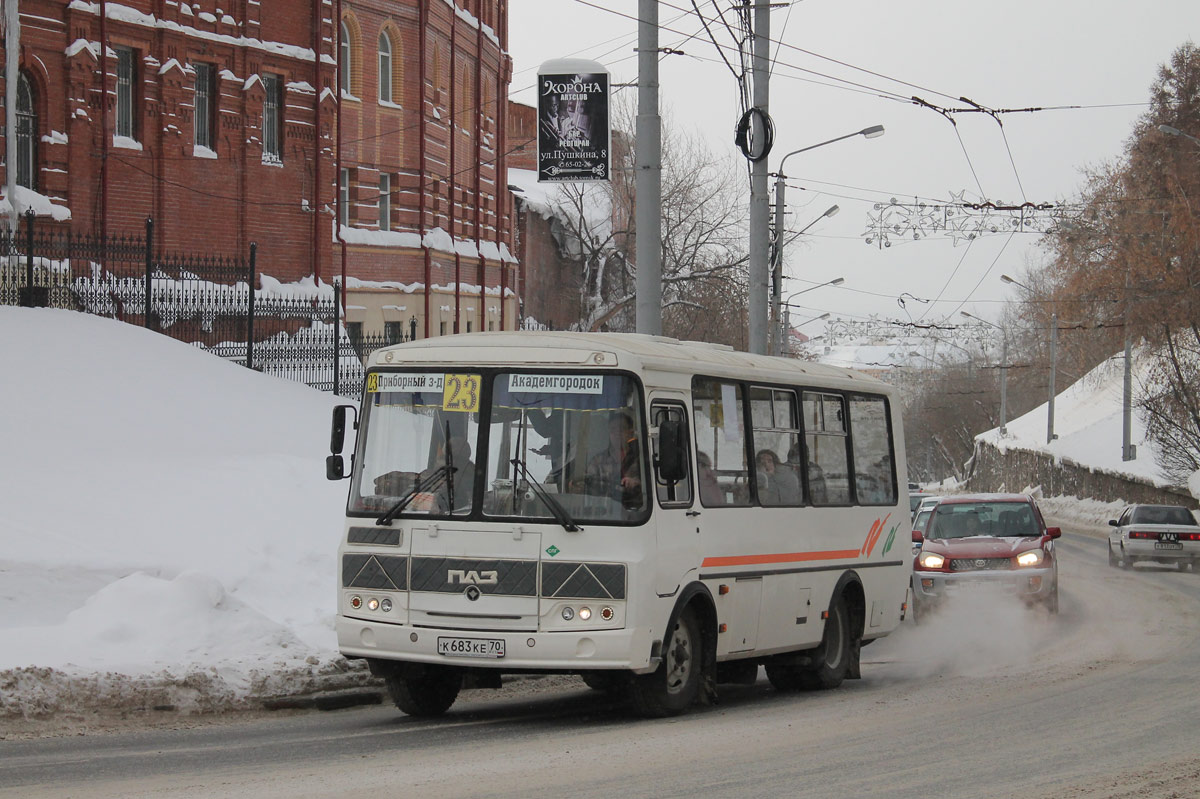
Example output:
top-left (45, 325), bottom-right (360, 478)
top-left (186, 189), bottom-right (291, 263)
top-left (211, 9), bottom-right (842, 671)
top-left (540, 97), bottom-right (751, 344)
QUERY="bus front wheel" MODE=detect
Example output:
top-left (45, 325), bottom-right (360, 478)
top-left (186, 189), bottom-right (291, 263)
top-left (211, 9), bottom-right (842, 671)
top-left (629, 605), bottom-right (702, 717)
top-left (385, 667), bottom-right (462, 717)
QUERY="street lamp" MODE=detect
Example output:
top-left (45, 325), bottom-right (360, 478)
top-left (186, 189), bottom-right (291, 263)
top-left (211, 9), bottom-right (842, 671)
top-left (961, 311), bottom-right (1008, 435)
top-left (780, 311), bottom-right (830, 356)
top-left (778, 275), bottom-right (843, 355)
top-left (766, 125), bottom-right (884, 355)
top-left (771, 206), bottom-right (839, 354)
top-left (1158, 124), bottom-right (1200, 147)
top-left (1000, 274), bottom-right (1058, 443)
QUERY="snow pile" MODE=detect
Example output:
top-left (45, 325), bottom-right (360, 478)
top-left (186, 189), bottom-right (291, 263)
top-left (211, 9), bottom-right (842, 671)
top-left (976, 351), bottom-right (1168, 486)
top-left (0, 307), bottom-right (353, 718)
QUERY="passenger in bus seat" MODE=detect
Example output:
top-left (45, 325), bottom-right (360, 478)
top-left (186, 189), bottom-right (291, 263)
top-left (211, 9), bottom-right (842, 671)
top-left (585, 412), bottom-right (643, 509)
top-left (696, 451), bottom-right (724, 506)
top-left (756, 449), bottom-right (799, 505)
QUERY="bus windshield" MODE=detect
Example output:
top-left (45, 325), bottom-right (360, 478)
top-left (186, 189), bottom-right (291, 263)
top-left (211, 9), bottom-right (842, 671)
top-left (349, 372), bottom-right (481, 517)
top-left (483, 373), bottom-right (647, 523)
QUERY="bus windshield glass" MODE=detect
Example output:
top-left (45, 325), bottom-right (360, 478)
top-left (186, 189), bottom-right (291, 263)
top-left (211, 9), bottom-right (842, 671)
top-left (349, 372), bottom-right (481, 517)
top-left (483, 373), bottom-right (647, 523)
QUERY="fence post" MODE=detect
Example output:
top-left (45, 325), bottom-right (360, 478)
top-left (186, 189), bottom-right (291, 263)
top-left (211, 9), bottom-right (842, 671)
top-left (144, 217), bottom-right (154, 327)
top-left (332, 278), bottom-right (341, 396)
top-left (18, 209), bottom-right (46, 307)
top-left (246, 242), bottom-right (257, 369)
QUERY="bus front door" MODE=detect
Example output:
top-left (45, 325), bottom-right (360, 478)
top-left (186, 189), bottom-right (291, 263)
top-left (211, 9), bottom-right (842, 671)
top-left (650, 398), bottom-right (699, 597)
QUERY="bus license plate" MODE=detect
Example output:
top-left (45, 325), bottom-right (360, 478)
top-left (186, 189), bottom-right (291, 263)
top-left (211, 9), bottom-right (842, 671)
top-left (1154, 541), bottom-right (1183, 550)
top-left (437, 637), bottom-right (505, 659)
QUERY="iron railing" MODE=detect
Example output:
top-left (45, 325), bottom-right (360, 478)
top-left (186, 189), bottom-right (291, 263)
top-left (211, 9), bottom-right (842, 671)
top-left (2, 212), bottom-right (413, 397)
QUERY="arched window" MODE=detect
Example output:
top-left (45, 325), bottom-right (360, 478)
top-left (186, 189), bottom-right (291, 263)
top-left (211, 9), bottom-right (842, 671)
top-left (378, 32), bottom-right (392, 103)
top-left (339, 21), bottom-right (352, 95)
top-left (16, 72), bottom-right (37, 190)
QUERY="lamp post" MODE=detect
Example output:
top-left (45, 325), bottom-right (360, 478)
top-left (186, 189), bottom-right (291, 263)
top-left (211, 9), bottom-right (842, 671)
top-left (780, 310), bottom-right (830, 356)
top-left (1001, 274), bottom-right (1058, 443)
top-left (776, 274), bottom-right (843, 356)
top-left (770, 204), bottom-right (839, 354)
top-left (765, 125), bottom-right (884, 355)
top-left (961, 312), bottom-right (1007, 435)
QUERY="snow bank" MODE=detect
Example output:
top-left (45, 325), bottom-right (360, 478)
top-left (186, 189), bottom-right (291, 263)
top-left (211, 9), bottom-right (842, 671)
top-left (0, 307), bottom-right (353, 718)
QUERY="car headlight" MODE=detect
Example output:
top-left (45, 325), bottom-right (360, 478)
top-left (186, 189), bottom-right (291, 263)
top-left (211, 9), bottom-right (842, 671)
top-left (917, 551), bottom-right (945, 569)
top-left (1016, 549), bottom-right (1044, 567)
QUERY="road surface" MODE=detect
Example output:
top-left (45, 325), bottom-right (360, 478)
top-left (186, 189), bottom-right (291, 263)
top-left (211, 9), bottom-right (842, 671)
top-left (3, 529), bottom-right (1199, 799)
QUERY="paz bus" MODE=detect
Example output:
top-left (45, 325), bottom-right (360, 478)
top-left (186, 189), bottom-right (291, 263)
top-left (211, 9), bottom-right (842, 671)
top-left (326, 332), bottom-right (909, 717)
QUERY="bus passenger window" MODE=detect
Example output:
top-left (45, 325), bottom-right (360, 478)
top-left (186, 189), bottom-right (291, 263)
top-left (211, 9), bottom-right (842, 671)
top-left (749, 386), bottom-right (802, 506)
top-left (692, 378), bottom-right (750, 507)
top-left (802, 391), bottom-right (850, 506)
top-left (849, 394), bottom-right (896, 505)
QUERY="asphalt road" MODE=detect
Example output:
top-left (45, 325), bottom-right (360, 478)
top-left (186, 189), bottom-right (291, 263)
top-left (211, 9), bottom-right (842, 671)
top-left (4, 528), bottom-right (1200, 799)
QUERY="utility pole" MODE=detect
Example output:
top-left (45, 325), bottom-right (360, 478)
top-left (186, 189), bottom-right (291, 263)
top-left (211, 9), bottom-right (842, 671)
top-left (3, 0), bottom-right (19, 233)
top-left (999, 334), bottom-right (1008, 435)
top-left (634, 0), bottom-right (662, 336)
top-left (1047, 313), bottom-right (1057, 444)
top-left (747, 0), bottom-right (770, 354)
top-left (1122, 272), bottom-right (1134, 460)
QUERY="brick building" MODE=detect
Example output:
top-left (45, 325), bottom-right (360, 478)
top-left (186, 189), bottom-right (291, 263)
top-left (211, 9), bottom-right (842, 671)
top-left (1, 0), bottom-right (518, 335)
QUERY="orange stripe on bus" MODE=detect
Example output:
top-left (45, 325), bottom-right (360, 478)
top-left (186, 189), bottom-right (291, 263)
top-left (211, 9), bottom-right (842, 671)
top-left (702, 550), bottom-right (863, 567)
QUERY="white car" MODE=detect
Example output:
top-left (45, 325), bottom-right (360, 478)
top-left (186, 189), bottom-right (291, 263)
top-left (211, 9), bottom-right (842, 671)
top-left (1108, 504), bottom-right (1200, 571)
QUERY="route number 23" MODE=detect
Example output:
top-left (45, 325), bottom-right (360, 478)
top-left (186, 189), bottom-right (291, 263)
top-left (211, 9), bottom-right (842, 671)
top-left (443, 374), bottom-right (481, 412)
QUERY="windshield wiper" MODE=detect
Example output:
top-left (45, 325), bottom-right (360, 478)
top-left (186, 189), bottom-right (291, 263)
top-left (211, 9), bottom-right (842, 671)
top-left (377, 466), bottom-right (453, 526)
top-left (510, 457), bottom-right (581, 532)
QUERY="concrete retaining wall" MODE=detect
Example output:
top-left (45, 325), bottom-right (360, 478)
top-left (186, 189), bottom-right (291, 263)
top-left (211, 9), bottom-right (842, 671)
top-left (968, 441), bottom-right (1193, 506)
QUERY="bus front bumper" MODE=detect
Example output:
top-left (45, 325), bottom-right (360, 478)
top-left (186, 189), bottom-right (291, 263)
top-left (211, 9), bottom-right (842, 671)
top-left (337, 616), bottom-right (658, 673)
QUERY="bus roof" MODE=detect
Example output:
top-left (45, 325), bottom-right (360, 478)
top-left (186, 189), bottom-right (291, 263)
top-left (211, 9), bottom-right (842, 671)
top-left (366, 331), bottom-right (893, 393)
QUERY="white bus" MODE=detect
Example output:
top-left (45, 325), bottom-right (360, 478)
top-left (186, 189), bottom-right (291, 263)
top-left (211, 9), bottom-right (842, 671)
top-left (327, 332), bottom-right (909, 717)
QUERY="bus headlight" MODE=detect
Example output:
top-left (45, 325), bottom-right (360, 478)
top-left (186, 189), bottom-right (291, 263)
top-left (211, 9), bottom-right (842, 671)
top-left (578, 607), bottom-right (592, 621)
top-left (561, 607), bottom-right (575, 621)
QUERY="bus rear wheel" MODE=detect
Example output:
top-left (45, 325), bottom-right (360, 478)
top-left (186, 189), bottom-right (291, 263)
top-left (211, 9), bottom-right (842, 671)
top-left (629, 606), bottom-right (702, 717)
top-left (385, 667), bottom-right (462, 717)
top-left (769, 595), bottom-right (851, 692)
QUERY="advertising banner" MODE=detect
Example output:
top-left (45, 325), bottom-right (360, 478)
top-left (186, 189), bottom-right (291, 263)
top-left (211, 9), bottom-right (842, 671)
top-left (537, 59), bottom-right (610, 182)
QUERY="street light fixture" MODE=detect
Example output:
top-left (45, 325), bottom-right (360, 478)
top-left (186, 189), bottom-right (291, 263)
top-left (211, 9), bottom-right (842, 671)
top-left (1158, 124), bottom-right (1200, 147)
top-left (780, 311), bottom-right (830, 356)
top-left (779, 277), bottom-right (843, 355)
top-left (768, 204), bottom-right (840, 354)
top-left (767, 125), bottom-right (884, 355)
top-left (961, 311), bottom-right (1008, 435)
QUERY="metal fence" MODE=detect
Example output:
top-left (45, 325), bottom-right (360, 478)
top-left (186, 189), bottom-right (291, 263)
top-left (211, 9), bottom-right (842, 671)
top-left (1, 212), bottom-right (410, 398)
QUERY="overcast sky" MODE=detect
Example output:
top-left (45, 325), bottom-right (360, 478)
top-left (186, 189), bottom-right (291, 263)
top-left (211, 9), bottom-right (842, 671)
top-left (509, 1), bottom-right (1197, 333)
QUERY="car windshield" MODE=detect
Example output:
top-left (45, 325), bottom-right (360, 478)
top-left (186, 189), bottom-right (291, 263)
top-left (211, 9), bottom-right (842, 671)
top-left (909, 494), bottom-right (925, 514)
top-left (913, 509), bottom-right (932, 534)
top-left (927, 501), bottom-right (1039, 539)
top-left (482, 373), bottom-right (647, 523)
top-left (349, 372), bottom-right (482, 518)
top-left (1130, 505), bottom-right (1197, 526)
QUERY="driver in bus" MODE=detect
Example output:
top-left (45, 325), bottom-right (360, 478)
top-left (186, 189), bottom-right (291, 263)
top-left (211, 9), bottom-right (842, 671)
top-left (584, 412), bottom-right (643, 509)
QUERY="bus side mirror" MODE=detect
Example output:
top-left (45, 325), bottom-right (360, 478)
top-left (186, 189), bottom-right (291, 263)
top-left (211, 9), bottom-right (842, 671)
top-left (327, 405), bottom-right (356, 481)
top-left (326, 454), bottom-right (345, 481)
top-left (330, 404), bottom-right (354, 453)
top-left (656, 419), bottom-right (688, 483)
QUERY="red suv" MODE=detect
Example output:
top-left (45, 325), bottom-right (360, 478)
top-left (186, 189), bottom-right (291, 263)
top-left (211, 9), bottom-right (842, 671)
top-left (910, 493), bottom-right (1061, 620)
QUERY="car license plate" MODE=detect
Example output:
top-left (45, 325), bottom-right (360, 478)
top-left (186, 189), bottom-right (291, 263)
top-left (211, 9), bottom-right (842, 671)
top-left (1155, 541), bottom-right (1183, 550)
top-left (437, 636), bottom-right (505, 659)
